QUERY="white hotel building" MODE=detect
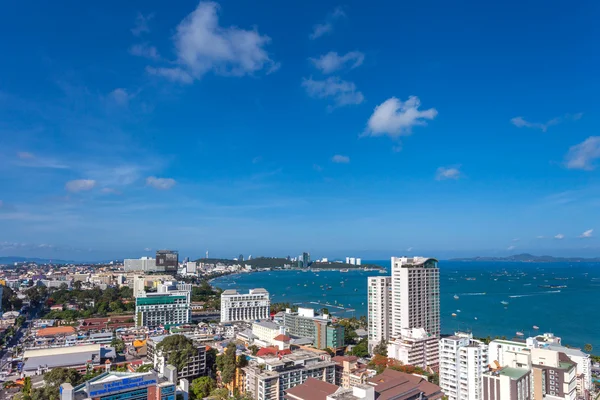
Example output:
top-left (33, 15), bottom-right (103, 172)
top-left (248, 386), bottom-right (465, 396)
top-left (220, 288), bottom-right (270, 322)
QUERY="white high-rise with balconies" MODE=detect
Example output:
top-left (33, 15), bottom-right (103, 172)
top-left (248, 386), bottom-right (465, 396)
top-left (367, 276), bottom-right (391, 352)
top-left (220, 288), bottom-right (270, 322)
top-left (369, 256), bottom-right (440, 368)
top-left (439, 332), bottom-right (489, 400)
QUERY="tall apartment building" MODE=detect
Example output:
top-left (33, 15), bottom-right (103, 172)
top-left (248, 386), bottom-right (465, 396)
top-left (483, 367), bottom-right (532, 400)
top-left (243, 349), bottom-right (336, 400)
top-left (530, 348), bottom-right (577, 400)
top-left (220, 288), bottom-right (270, 322)
top-left (439, 332), bottom-right (489, 400)
top-left (367, 276), bottom-right (391, 352)
top-left (135, 282), bottom-right (191, 328)
top-left (147, 334), bottom-right (206, 381)
top-left (283, 308), bottom-right (345, 349)
top-left (156, 249), bottom-right (179, 274)
top-left (124, 256), bottom-right (159, 272)
top-left (370, 257), bottom-right (440, 367)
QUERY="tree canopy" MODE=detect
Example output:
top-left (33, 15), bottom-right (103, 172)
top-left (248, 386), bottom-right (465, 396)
top-left (157, 335), bottom-right (198, 372)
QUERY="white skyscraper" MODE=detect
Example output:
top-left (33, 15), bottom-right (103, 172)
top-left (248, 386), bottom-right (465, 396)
top-left (220, 288), bottom-right (270, 322)
top-left (367, 276), bottom-right (392, 352)
top-left (439, 332), bottom-right (489, 400)
top-left (369, 256), bottom-right (440, 368)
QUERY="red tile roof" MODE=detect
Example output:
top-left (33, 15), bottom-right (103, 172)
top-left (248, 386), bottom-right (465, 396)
top-left (284, 377), bottom-right (339, 400)
top-left (273, 334), bottom-right (291, 341)
top-left (368, 369), bottom-right (444, 400)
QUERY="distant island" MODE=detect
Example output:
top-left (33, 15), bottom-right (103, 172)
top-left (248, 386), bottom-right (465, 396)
top-left (194, 256), bottom-right (385, 270)
top-left (450, 253), bottom-right (600, 263)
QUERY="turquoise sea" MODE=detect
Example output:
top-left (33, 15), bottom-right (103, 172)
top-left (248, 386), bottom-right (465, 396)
top-left (211, 260), bottom-right (600, 350)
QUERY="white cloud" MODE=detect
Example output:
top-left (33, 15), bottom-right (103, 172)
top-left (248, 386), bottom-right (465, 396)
top-left (510, 113), bottom-right (583, 132)
top-left (148, 2), bottom-right (278, 84)
top-left (579, 229), bottom-right (593, 238)
top-left (332, 154), bottom-right (350, 163)
top-left (109, 88), bottom-right (133, 106)
top-left (129, 43), bottom-right (160, 60)
top-left (365, 96), bottom-right (437, 138)
top-left (512, 238), bottom-right (520, 242)
top-left (406, 247), bottom-right (413, 252)
top-left (146, 176), bottom-right (176, 190)
top-left (17, 151), bottom-right (35, 159)
top-left (144, 247), bottom-right (152, 252)
top-left (507, 245), bottom-right (516, 251)
top-left (65, 179), bottom-right (96, 192)
top-left (310, 51), bottom-right (364, 74)
top-left (554, 233), bottom-right (565, 239)
top-left (309, 7), bottom-right (346, 40)
top-left (536, 235), bottom-right (545, 239)
top-left (132, 12), bottom-right (153, 36)
top-left (435, 166), bottom-right (461, 180)
top-left (564, 136), bottom-right (600, 170)
top-left (302, 76), bottom-right (364, 108)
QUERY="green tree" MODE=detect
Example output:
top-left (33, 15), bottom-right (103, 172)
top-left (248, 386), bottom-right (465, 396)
top-left (73, 281), bottom-right (83, 291)
top-left (136, 364), bottom-right (154, 373)
top-left (209, 388), bottom-right (230, 400)
top-left (350, 338), bottom-right (369, 357)
top-left (190, 376), bottom-right (216, 399)
top-left (22, 377), bottom-right (32, 395)
top-left (584, 343), bottom-right (593, 353)
top-left (248, 345), bottom-right (259, 356)
top-left (206, 347), bottom-right (218, 376)
top-left (111, 338), bottom-right (125, 353)
top-left (157, 335), bottom-right (197, 372)
top-left (373, 340), bottom-right (388, 357)
top-left (217, 343), bottom-right (237, 384)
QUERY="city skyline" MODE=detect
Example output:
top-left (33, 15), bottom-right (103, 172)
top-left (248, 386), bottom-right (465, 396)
top-left (1, 0), bottom-right (599, 260)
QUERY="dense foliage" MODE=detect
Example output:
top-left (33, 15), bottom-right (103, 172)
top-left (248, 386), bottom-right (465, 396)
top-left (42, 286), bottom-right (134, 320)
top-left (190, 376), bottom-right (216, 399)
top-left (157, 335), bottom-right (198, 372)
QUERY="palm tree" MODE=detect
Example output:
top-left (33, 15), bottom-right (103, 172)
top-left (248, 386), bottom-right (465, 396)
top-left (583, 343), bottom-right (593, 353)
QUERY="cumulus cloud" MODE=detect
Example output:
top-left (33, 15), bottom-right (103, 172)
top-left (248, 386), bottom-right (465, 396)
top-left (132, 12), bottom-right (153, 36)
top-left (435, 166), bottom-right (461, 180)
top-left (564, 136), bottom-right (600, 170)
top-left (129, 43), bottom-right (160, 60)
top-left (146, 176), bottom-right (176, 190)
top-left (579, 229), bottom-right (593, 238)
top-left (364, 96), bottom-right (437, 138)
top-left (147, 2), bottom-right (278, 84)
top-left (332, 154), bottom-right (350, 163)
top-left (109, 88), bottom-right (133, 106)
top-left (302, 76), bottom-right (364, 108)
top-left (309, 7), bottom-right (345, 40)
top-left (510, 113), bottom-right (582, 132)
top-left (310, 51), bottom-right (364, 74)
top-left (65, 179), bottom-right (96, 192)
top-left (554, 233), bottom-right (565, 239)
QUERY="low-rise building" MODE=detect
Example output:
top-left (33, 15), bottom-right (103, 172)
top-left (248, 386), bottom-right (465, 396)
top-left (482, 366), bottom-right (531, 400)
top-left (331, 356), bottom-right (373, 388)
top-left (283, 308), bottom-right (344, 350)
top-left (387, 327), bottom-right (439, 370)
top-left (366, 368), bottom-right (444, 400)
top-left (21, 344), bottom-right (116, 376)
top-left (530, 347), bottom-right (577, 400)
top-left (146, 335), bottom-right (206, 382)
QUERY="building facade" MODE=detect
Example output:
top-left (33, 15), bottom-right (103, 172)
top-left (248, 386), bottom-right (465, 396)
top-left (243, 350), bottom-right (336, 400)
top-left (147, 335), bottom-right (206, 381)
top-left (156, 249), bottom-right (179, 274)
top-left (386, 328), bottom-right (440, 369)
top-left (283, 308), bottom-right (344, 350)
top-left (483, 367), bottom-right (531, 400)
top-left (135, 283), bottom-right (191, 328)
top-left (124, 256), bottom-right (159, 272)
top-left (367, 276), bottom-right (391, 353)
top-left (220, 288), bottom-right (270, 322)
top-left (530, 348), bottom-right (577, 400)
top-left (439, 332), bottom-right (489, 400)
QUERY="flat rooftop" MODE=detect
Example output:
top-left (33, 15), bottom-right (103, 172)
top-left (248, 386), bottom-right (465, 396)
top-left (498, 367), bottom-right (529, 380)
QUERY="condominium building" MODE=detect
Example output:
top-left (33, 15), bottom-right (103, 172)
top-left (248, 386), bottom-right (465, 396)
top-left (386, 328), bottom-right (440, 369)
top-left (147, 334), bottom-right (206, 381)
top-left (530, 348), bottom-right (577, 400)
top-left (124, 256), bottom-right (159, 272)
top-left (243, 349), bottom-right (336, 400)
top-left (367, 276), bottom-right (391, 353)
top-left (370, 257), bottom-right (440, 366)
top-left (135, 282), bottom-right (191, 328)
top-left (439, 332), bottom-right (489, 400)
top-left (483, 367), bottom-right (531, 400)
top-left (220, 288), bottom-right (270, 322)
top-left (283, 308), bottom-right (345, 349)
top-left (331, 356), bottom-right (373, 389)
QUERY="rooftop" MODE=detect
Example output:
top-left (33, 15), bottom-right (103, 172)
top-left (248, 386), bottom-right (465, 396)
top-left (284, 377), bottom-right (339, 400)
top-left (496, 367), bottom-right (529, 380)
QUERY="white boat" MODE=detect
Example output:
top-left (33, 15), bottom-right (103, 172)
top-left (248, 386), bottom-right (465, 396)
top-left (340, 269), bottom-right (349, 273)
top-left (456, 309), bottom-right (461, 313)
top-left (533, 325), bottom-right (539, 330)
top-left (453, 295), bottom-right (459, 300)
top-left (516, 331), bottom-right (524, 336)
top-left (451, 313), bottom-right (457, 317)
top-left (501, 301), bottom-right (509, 305)
top-left (474, 317), bottom-right (478, 320)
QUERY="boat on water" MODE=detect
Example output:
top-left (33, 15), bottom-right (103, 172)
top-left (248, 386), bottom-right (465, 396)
top-left (501, 300), bottom-right (509, 305)
top-left (379, 270), bottom-right (387, 274)
top-left (474, 317), bottom-right (478, 320)
top-left (451, 313), bottom-right (457, 317)
top-left (354, 289), bottom-right (358, 292)
top-left (533, 325), bottom-right (539, 330)
top-left (516, 331), bottom-right (524, 336)
top-left (340, 269), bottom-right (349, 273)
top-left (453, 295), bottom-right (459, 300)
top-left (456, 309), bottom-right (461, 313)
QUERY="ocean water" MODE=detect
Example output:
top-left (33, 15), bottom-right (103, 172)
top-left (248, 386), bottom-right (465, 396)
top-left (211, 261), bottom-right (600, 350)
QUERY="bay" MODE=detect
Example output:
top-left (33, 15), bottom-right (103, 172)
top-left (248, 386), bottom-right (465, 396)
top-left (211, 260), bottom-right (600, 350)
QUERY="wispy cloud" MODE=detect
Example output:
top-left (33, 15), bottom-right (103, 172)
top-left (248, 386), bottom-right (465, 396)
top-left (435, 166), bottom-right (461, 180)
top-left (65, 179), bottom-right (96, 192)
top-left (507, 245), bottom-right (516, 251)
top-left (313, 164), bottom-right (323, 172)
top-left (309, 7), bottom-right (346, 40)
top-left (302, 76), bottom-right (364, 109)
top-left (332, 154), bottom-right (350, 163)
top-left (364, 96), bottom-right (437, 139)
top-left (145, 2), bottom-right (278, 84)
top-left (14, 151), bottom-right (69, 169)
top-left (579, 229), bottom-right (593, 238)
top-left (554, 233), bottom-right (565, 239)
top-left (109, 88), bottom-right (134, 106)
top-left (510, 113), bottom-right (582, 132)
top-left (129, 43), bottom-right (160, 60)
top-left (310, 51), bottom-right (364, 74)
top-left (131, 12), bottom-right (154, 36)
top-left (146, 176), bottom-right (176, 190)
top-left (564, 136), bottom-right (600, 170)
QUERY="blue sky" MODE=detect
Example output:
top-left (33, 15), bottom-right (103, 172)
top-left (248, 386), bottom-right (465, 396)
top-left (1, 0), bottom-right (599, 261)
